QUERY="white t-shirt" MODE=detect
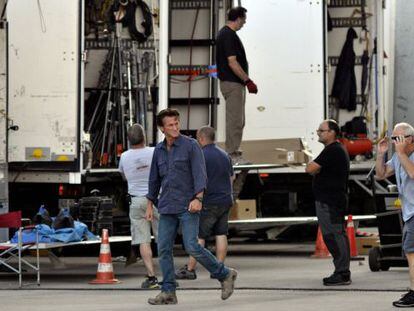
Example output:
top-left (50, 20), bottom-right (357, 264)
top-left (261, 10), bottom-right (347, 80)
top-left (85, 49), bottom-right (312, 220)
top-left (119, 147), bottom-right (154, 197)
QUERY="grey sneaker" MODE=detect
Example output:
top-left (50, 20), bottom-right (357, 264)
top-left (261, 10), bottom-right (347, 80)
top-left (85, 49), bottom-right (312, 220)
top-left (175, 265), bottom-right (197, 280)
top-left (230, 153), bottom-right (251, 166)
top-left (234, 158), bottom-right (252, 166)
top-left (220, 268), bottom-right (238, 300)
top-left (229, 151), bottom-right (251, 165)
top-left (148, 291), bottom-right (178, 305)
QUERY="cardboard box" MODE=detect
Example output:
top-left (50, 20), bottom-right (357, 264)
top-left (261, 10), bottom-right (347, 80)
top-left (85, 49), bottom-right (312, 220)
top-left (356, 237), bottom-right (380, 255)
top-left (274, 150), bottom-right (309, 165)
top-left (218, 138), bottom-right (308, 164)
top-left (242, 138), bottom-right (304, 151)
top-left (229, 199), bottom-right (256, 220)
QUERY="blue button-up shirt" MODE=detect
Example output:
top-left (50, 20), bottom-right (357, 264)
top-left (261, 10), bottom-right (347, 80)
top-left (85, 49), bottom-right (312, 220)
top-left (147, 135), bottom-right (207, 214)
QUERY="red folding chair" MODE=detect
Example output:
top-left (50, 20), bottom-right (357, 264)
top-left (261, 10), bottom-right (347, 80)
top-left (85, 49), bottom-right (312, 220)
top-left (0, 211), bottom-right (40, 288)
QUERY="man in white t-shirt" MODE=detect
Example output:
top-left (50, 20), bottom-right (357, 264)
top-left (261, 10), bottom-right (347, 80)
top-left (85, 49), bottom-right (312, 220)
top-left (119, 124), bottom-right (160, 289)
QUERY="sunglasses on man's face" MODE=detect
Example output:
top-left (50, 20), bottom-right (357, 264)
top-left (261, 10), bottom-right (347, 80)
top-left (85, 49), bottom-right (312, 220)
top-left (391, 135), bottom-right (412, 141)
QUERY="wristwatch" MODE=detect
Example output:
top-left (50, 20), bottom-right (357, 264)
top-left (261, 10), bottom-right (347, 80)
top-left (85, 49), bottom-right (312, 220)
top-left (195, 196), bottom-right (203, 203)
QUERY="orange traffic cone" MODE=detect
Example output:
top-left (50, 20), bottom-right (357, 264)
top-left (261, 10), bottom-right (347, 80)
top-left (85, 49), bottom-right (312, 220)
top-left (346, 215), bottom-right (358, 258)
top-left (311, 226), bottom-right (331, 258)
top-left (89, 229), bottom-right (121, 284)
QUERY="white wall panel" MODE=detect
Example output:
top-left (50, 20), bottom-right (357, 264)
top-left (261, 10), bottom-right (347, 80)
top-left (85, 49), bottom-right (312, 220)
top-left (7, 0), bottom-right (81, 162)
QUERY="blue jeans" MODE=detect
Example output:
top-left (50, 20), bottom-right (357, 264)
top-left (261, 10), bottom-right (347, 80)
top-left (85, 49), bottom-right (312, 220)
top-left (158, 211), bottom-right (230, 292)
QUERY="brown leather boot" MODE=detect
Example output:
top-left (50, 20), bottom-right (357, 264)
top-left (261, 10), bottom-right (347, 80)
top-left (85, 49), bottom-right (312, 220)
top-left (148, 291), bottom-right (178, 305)
top-left (221, 268), bottom-right (238, 300)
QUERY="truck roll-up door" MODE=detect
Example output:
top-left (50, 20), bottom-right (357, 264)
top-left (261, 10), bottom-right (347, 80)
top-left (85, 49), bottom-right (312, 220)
top-left (217, 0), bottom-right (325, 156)
top-left (7, 0), bottom-right (82, 169)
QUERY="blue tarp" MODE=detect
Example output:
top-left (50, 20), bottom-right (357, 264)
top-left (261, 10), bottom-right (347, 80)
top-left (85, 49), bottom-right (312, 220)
top-left (10, 221), bottom-right (99, 244)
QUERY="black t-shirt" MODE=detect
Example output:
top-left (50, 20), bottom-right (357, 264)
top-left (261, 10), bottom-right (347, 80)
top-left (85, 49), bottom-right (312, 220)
top-left (216, 26), bottom-right (248, 84)
top-left (312, 142), bottom-right (350, 209)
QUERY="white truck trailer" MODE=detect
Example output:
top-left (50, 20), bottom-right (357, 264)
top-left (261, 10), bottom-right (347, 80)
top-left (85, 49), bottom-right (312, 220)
top-left (0, 0), bottom-right (398, 237)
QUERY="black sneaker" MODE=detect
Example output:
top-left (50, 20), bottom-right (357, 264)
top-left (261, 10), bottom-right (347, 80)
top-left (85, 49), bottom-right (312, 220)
top-left (175, 265), bottom-right (197, 280)
top-left (141, 276), bottom-right (160, 289)
top-left (393, 290), bottom-right (414, 307)
top-left (323, 273), bottom-right (351, 286)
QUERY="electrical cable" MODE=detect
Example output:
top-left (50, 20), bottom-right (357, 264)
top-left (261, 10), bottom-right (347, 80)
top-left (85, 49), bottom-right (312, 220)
top-left (170, 76), bottom-right (208, 83)
top-left (0, 0), bottom-right (7, 21)
top-left (37, 0), bottom-right (47, 33)
top-left (186, 5), bottom-right (201, 131)
top-left (126, 0), bottom-right (153, 43)
top-left (149, 0), bottom-right (159, 82)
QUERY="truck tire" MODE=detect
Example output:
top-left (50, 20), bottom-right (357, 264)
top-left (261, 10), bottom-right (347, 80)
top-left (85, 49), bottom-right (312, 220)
top-left (380, 262), bottom-right (390, 271)
top-left (369, 247), bottom-right (381, 272)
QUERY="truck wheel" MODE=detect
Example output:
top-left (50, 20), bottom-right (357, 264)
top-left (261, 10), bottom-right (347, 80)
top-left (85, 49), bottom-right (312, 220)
top-left (369, 247), bottom-right (381, 272)
top-left (380, 262), bottom-right (390, 271)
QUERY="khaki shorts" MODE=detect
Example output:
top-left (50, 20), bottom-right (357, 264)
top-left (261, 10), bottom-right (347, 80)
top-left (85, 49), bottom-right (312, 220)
top-left (130, 196), bottom-right (159, 245)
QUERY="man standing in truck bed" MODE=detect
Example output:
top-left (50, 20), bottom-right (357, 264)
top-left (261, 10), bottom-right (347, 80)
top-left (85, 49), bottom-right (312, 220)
top-left (216, 6), bottom-right (258, 165)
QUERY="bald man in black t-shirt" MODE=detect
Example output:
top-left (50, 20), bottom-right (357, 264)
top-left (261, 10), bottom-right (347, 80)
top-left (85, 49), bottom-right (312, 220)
top-left (306, 119), bottom-right (351, 286)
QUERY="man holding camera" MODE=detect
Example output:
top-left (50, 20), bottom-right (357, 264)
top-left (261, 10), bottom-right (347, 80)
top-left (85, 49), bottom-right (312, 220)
top-left (376, 122), bottom-right (414, 308)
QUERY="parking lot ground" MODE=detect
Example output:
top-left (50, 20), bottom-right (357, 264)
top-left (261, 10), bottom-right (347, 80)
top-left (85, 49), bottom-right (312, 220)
top-left (0, 289), bottom-right (406, 311)
top-left (0, 242), bottom-right (409, 310)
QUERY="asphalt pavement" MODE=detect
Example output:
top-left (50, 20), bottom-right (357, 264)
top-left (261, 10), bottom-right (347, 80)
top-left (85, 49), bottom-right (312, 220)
top-left (0, 241), bottom-right (409, 310)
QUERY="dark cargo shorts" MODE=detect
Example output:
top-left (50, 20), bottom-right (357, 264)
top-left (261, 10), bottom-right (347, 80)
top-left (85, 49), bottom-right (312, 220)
top-left (198, 204), bottom-right (230, 240)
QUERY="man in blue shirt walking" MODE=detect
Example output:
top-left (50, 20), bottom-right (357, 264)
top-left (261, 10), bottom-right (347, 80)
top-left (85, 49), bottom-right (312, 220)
top-left (376, 122), bottom-right (414, 308)
top-left (176, 126), bottom-right (234, 280)
top-left (146, 109), bottom-right (237, 305)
